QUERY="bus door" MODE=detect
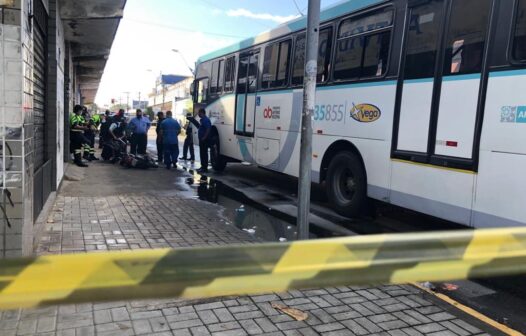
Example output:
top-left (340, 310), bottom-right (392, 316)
top-left (393, 0), bottom-right (492, 169)
top-left (390, 0), bottom-right (493, 225)
top-left (235, 51), bottom-right (260, 136)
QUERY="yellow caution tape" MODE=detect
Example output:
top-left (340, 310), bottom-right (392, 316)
top-left (0, 227), bottom-right (525, 310)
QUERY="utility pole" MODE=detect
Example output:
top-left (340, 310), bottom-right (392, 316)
top-left (297, 0), bottom-right (320, 240)
top-left (162, 84), bottom-right (166, 111)
top-left (123, 91), bottom-right (130, 113)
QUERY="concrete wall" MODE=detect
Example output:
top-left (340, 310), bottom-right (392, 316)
top-left (0, 0), bottom-right (31, 257)
top-left (46, 0), bottom-right (65, 188)
top-left (0, 0), bottom-right (68, 257)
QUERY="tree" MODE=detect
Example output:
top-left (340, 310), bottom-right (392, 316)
top-left (145, 107), bottom-right (155, 121)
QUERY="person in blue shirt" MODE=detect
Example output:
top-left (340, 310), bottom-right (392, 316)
top-left (160, 110), bottom-right (181, 169)
top-left (196, 108), bottom-right (212, 173)
top-left (127, 109), bottom-right (151, 155)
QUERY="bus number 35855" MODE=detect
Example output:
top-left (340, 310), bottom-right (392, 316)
top-left (314, 104), bottom-right (345, 122)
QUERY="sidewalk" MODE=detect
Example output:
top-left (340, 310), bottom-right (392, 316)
top-left (0, 156), bottom-right (499, 336)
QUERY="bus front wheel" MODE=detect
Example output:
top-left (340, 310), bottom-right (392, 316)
top-left (326, 151), bottom-right (366, 217)
top-left (210, 136), bottom-right (227, 172)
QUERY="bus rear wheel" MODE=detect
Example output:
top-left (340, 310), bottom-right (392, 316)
top-left (326, 151), bottom-right (366, 217)
top-left (210, 136), bottom-right (227, 172)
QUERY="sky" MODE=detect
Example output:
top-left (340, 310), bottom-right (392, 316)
top-left (94, 0), bottom-right (343, 107)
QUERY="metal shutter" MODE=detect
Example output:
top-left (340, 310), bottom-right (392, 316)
top-left (33, 0), bottom-right (47, 169)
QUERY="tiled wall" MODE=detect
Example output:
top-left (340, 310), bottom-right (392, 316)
top-left (0, 0), bottom-right (27, 257)
top-left (21, 0), bottom-right (35, 256)
top-left (49, 0), bottom-right (64, 187)
top-left (1, 0), bottom-right (85, 257)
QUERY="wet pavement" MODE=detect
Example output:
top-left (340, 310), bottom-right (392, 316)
top-left (0, 144), bottom-right (507, 336)
top-left (145, 135), bottom-right (526, 334)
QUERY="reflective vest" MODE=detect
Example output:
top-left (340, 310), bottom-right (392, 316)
top-left (91, 114), bottom-right (101, 127)
top-left (70, 114), bottom-right (84, 132)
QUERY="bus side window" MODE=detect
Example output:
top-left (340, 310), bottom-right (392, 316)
top-left (197, 78), bottom-right (209, 104)
top-left (210, 61), bottom-right (219, 95)
top-left (513, 0), bottom-right (526, 61)
top-left (217, 59), bottom-right (224, 93)
top-left (224, 56), bottom-right (236, 92)
top-left (291, 27), bottom-right (333, 85)
top-left (261, 40), bottom-right (291, 89)
top-left (403, 3), bottom-right (443, 80)
top-left (442, 0), bottom-right (491, 75)
top-left (333, 8), bottom-right (393, 81)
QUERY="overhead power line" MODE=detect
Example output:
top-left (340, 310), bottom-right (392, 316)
top-left (292, 0), bottom-right (305, 16)
top-left (124, 17), bottom-right (249, 39)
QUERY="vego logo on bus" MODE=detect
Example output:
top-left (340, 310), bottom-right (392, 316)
top-left (350, 103), bottom-right (381, 123)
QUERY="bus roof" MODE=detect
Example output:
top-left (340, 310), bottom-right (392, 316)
top-left (196, 0), bottom-right (386, 64)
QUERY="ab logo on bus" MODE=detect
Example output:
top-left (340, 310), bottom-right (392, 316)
top-left (350, 103), bottom-right (381, 123)
top-left (501, 106), bottom-right (526, 123)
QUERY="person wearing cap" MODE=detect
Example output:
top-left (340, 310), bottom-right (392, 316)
top-left (155, 111), bottom-right (165, 163)
top-left (180, 112), bottom-right (195, 163)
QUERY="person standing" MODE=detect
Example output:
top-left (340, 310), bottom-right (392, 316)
top-left (70, 105), bottom-right (90, 167)
top-left (180, 112), bottom-right (195, 163)
top-left (128, 109), bottom-right (151, 155)
top-left (99, 110), bottom-right (111, 148)
top-left (196, 108), bottom-right (211, 173)
top-left (87, 111), bottom-right (101, 160)
top-left (81, 107), bottom-right (98, 161)
top-left (160, 111), bottom-right (181, 170)
top-left (155, 111), bottom-right (165, 163)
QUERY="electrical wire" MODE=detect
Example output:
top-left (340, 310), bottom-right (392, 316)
top-left (292, 0), bottom-right (305, 16)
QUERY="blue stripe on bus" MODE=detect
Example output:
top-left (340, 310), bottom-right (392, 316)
top-left (317, 80), bottom-right (397, 91)
top-left (254, 81), bottom-right (396, 97)
top-left (489, 69), bottom-right (526, 78)
top-left (257, 90), bottom-right (294, 96)
top-left (442, 73), bottom-right (481, 82)
top-left (236, 95), bottom-right (246, 131)
top-left (403, 78), bottom-right (434, 84)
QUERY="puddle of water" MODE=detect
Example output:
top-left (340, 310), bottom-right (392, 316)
top-left (184, 175), bottom-right (306, 242)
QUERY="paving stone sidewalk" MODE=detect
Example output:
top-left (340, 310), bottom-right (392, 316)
top-left (0, 162), bottom-right (498, 336)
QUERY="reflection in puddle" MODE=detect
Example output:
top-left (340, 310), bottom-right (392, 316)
top-left (185, 176), bottom-right (301, 242)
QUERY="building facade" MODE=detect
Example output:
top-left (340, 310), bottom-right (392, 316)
top-left (148, 74), bottom-right (193, 112)
top-left (0, 0), bottom-right (125, 257)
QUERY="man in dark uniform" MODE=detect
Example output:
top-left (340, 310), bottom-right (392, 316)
top-left (70, 105), bottom-right (90, 167)
top-left (80, 107), bottom-right (99, 161)
top-left (180, 112), bottom-right (195, 163)
top-left (84, 109), bottom-right (101, 161)
top-left (99, 110), bottom-right (111, 148)
top-left (195, 108), bottom-right (211, 173)
top-left (155, 111), bottom-right (164, 163)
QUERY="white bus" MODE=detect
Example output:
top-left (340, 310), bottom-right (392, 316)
top-left (192, 0), bottom-right (526, 228)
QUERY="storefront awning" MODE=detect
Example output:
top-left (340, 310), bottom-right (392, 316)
top-left (60, 0), bottom-right (127, 103)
